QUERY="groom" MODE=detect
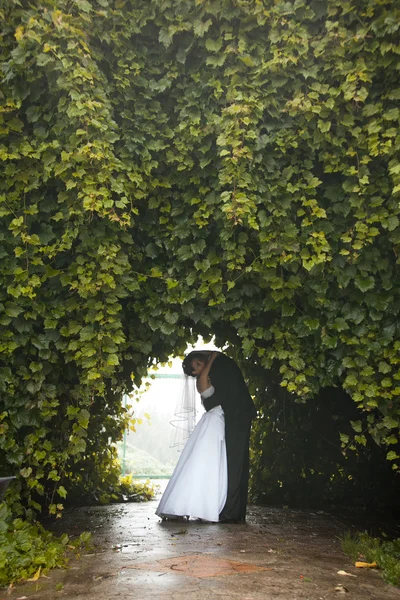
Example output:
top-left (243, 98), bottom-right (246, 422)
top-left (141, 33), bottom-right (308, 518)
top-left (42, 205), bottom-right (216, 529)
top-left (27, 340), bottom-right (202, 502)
top-left (183, 351), bottom-right (257, 523)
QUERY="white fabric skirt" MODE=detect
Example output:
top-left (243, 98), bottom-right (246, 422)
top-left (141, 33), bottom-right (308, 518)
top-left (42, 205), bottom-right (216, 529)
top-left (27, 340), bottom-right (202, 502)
top-left (156, 406), bottom-right (227, 522)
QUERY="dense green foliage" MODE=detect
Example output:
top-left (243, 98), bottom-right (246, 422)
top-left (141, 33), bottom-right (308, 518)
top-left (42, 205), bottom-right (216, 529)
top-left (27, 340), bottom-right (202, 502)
top-left (0, 0), bottom-right (399, 516)
top-left (65, 469), bottom-right (155, 506)
top-left (341, 531), bottom-right (400, 586)
top-left (0, 501), bottom-right (91, 586)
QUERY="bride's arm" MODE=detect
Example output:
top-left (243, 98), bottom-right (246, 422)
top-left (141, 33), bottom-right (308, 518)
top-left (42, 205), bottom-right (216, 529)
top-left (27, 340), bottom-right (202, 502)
top-left (196, 351), bottom-right (218, 394)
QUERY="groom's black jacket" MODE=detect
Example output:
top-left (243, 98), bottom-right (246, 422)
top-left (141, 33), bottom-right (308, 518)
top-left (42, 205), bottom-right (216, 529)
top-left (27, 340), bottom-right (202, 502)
top-left (204, 354), bottom-right (256, 420)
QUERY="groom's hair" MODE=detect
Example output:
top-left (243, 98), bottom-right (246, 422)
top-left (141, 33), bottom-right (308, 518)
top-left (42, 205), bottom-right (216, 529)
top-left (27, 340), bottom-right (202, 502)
top-left (182, 352), bottom-right (208, 377)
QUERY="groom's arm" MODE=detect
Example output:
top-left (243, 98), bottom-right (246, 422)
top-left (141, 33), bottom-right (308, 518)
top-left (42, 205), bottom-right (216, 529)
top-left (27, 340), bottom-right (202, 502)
top-left (202, 394), bottom-right (221, 411)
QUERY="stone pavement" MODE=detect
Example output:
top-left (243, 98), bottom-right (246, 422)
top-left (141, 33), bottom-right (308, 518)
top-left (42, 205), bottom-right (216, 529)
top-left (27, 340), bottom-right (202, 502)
top-left (5, 491), bottom-right (400, 600)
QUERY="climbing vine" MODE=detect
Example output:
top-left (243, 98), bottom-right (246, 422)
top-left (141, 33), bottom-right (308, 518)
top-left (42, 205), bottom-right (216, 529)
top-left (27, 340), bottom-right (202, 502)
top-left (0, 0), bottom-right (399, 515)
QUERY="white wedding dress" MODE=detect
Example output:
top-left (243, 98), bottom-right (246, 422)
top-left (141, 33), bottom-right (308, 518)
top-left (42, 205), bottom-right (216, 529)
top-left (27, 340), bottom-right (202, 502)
top-left (156, 386), bottom-right (227, 522)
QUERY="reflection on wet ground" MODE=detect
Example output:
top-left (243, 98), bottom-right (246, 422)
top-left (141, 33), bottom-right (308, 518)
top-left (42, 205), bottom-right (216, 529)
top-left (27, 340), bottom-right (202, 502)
top-left (5, 481), bottom-right (400, 600)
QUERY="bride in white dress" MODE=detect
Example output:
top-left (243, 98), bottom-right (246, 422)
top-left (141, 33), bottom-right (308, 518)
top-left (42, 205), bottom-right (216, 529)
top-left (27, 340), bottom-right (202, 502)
top-left (156, 352), bottom-right (227, 522)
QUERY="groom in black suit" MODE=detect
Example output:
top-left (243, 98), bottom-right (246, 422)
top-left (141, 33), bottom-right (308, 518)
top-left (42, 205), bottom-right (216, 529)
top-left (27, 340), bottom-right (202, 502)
top-left (183, 351), bottom-right (257, 523)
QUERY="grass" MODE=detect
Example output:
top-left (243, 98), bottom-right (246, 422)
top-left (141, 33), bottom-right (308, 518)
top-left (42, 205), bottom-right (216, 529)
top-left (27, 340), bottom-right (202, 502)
top-left (341, 531), bottom-right (400, 587)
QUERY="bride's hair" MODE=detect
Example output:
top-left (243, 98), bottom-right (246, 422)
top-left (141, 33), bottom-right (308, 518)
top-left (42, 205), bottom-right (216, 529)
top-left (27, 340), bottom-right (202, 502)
top-left (182, 351), bottom-right (209, 377)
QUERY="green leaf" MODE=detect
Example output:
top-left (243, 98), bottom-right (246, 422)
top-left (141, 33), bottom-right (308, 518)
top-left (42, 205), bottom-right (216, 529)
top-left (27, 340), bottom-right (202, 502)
top-left (205, 38), bottom-right (222, 53)
top-left (384, 216), bottom-right (399, 231)
top-left (318, 120), bottom-right (331, 133)
top-left (75, 0), bottom-right (92, 12)
top-left (289, 357), bottom-right (305, 370)
top-left (158, 28), bottom-right (172, 47)
top-left (354, 275), bottom-right (375, 292)
top-left (106, 354), bottom-right (119, 366)
top-left (193, 19), bottom-right (212, 37)
top-left (350, 420), bottom-right (362, 433)
top-left (57, 486), bottom-right (67, 499)
top-left (5, 305), bottom-right (23, 317)
top-left (36, 54), bottom-right (53, 67)
top-left (77, 409), bottom-right (90, 429)
top-left (345, 373), bottom-right (358, 387)
top-left (382, 416), bottom-right (399, 429)
top-left (387, 451), bottom-right (399, 461)
top-left (20, 467), bottom-right (32, 478)
top-left (354, 434), bottom-right (367, 446)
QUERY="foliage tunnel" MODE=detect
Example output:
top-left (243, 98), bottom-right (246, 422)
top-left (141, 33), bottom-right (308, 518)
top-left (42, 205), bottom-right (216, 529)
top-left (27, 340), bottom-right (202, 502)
top-left (0, 0), bottom-right (399, 516)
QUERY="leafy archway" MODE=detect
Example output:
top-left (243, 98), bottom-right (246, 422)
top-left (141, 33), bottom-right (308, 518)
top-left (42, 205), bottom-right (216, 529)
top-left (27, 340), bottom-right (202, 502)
top-left (1, 0), bottom-right (399, 515)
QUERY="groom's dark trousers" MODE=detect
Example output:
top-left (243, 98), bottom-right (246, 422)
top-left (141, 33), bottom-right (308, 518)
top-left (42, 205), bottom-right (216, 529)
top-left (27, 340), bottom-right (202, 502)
top-left (223, 414), bottom-right (252, 520)
top-left (204, 353), bottom-right (256, 521)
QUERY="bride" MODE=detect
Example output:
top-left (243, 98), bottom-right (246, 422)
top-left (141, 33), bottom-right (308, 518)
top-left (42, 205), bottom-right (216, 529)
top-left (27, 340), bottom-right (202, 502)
top-left (156, 351), bottom-right (227, 522)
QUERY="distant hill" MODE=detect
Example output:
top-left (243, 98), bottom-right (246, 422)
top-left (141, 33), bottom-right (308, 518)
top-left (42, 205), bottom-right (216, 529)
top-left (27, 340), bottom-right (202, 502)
top-left (116, 440), bottom-right (176, 476)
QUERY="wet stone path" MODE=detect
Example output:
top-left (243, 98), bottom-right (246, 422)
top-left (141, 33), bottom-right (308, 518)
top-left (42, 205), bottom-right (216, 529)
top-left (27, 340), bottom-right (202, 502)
top-left (5, 490), bottom-right (400, 600)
